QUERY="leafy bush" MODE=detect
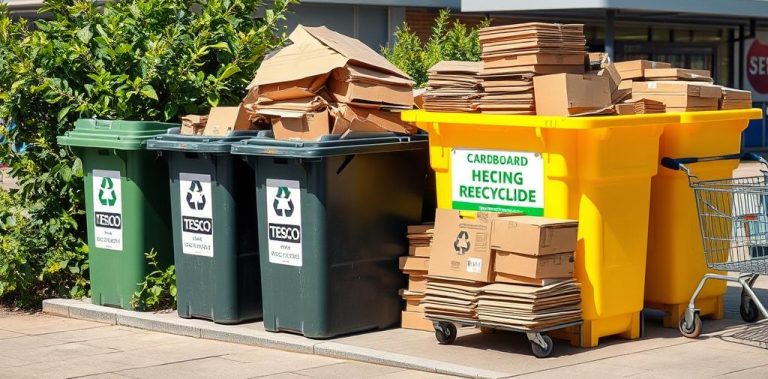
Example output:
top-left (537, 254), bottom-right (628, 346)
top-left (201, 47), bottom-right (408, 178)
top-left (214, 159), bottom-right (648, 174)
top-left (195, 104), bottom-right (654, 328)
top-left (130, 250), bottom-right (177, 311)
top-left (0, 0), bottom-right (295, 308)
top-left (381, 9), bottom-right (489, 87)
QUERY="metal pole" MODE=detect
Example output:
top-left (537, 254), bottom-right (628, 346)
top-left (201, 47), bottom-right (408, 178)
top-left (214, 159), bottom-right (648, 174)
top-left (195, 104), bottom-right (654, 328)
top-left (739, 24), bottom-right (745, 90)
top-left (605, 9), bottom-right (615, 60)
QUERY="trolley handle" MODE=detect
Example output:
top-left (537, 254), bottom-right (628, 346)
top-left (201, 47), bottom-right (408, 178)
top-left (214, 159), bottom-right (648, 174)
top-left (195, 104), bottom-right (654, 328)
top-left (661, 153), bottom-right (767, 172)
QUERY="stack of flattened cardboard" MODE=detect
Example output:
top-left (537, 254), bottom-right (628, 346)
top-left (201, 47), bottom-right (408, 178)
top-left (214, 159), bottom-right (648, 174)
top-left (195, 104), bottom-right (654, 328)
top-left (643, 68), bottom-right (713, 82)
top-left (400, 224), bottom-right (434, 331)
top-left (423, 277), bottom-right (484, 322)
top-left (424, 61), bottom-right (482, 112)
top-left (477, 23), bottom-right (587, 114)
top-left (244, 25), bottom-right (416, 140)
top-left (632, 81), bottom-right (721, 112)
top-left (477, 280), bottom-right (581, 329)
top-left (720, 88), bottom-right (753, 110)
top-left (614, 98), bottom-right (666, 115)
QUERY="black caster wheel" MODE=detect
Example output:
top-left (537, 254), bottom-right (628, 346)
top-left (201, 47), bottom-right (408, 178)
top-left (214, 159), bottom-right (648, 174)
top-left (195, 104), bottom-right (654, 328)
top-left (435, 322), bottom-right (457, 345)
top-left (678, 313), bottom-right (702, 338)
top-left (530, 335), bottom-right (554, 358)
top-left (740, 297), bottom-right (760, 323)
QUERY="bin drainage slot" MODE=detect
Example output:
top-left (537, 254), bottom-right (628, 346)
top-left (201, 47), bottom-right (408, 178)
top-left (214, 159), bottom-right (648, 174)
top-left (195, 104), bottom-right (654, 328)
top-left (336, 155), bottom-right (355, 175)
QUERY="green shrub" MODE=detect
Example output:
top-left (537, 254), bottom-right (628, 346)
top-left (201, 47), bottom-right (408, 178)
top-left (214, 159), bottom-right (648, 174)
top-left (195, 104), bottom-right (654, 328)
top-left (130, 250), bottom-right (176, 311)
top-left (381, 9), bottom-right (489, 88)
top-left (0, 0), bottom-right (295, 308)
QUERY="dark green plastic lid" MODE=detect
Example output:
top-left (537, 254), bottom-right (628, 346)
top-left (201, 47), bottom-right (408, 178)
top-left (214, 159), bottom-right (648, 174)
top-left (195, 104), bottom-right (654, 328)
top-left (230, 133), bottom-right (428, 158)
top-left (146, 128), bottom-right (269, 153)
top-left (57, 119), bottom-right (179, 150)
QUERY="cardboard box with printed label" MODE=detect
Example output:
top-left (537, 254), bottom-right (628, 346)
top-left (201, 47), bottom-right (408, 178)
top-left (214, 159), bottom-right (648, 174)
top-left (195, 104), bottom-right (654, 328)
top-left (533, 73), bottom-right (612, 116)
top-left (494, 250), bottom-right (575, 279)
top-left (491, 215), bottom-right (578, 256)
top-left (429, 209), bottom-right (498, 282)
top-left (202, 105), bottom-right (252, 136)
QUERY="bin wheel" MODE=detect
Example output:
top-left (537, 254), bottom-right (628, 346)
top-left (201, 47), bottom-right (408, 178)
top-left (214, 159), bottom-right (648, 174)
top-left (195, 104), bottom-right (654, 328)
top-left (740, 297), bottom-right (760, 323)
top-left (530, 335), bottom-right (554, 358)
top-left (678, 313), bottom-right (702, 338)
top-left (435, 322), bottom-right (457, 345)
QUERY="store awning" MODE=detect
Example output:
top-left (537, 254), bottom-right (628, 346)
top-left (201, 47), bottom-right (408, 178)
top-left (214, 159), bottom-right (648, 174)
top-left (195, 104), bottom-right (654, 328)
top-left (462, 0), bottom-right (768, 26)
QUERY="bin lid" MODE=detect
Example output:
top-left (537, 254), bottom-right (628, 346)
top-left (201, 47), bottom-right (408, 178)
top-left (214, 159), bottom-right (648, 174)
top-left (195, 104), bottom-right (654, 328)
top-left (57, 119), bottom-right (179, 150)
top-left (400, 110), bottom-right (679, 131)
top-left (230, 132), bottom-right (428, 158)
top-left (146, 128), bottom-right (269, 153)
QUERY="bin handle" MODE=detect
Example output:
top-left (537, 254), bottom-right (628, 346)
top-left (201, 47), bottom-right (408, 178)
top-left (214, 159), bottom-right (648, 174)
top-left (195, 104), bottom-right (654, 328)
top-left (661, 153), bottom-right (768, 176)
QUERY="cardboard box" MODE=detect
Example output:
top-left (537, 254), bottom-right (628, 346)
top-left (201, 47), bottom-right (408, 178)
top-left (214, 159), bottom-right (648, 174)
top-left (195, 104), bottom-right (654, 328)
top-left (614, 60), bottom-right (672, 80)
top-left (484, 53), bottom-right (585, 69)
top-left (430, 209), bottom-right (498, 283)
top-left (409, 246), bottom-right (431, 257)
top-left (492, 272), bottom-right (565, 286)
top-left (408, 275), bottom-right (427, 293)
top-left (404, 298), bottom-right (424, 312)
top-left (202, 105), bottom-right (252, 136)
top-left (632, 81), bottom-right (721, 98)
top-left (633, 94), bottom-right (718, 109)
top-left (180, 114), bottom-right (207, 136)
top-left (533, 73), bottom-right (611, 116)
top-left (399, 256), bottom-right (429, 272)
top-left (494, 251), bottom-right (575, 279)
top-left (643, 68), bottom-right (712, 82)
top-left (330, 104), bottom-right (415, 135)
top-left (598, 62), bottom-right (621, 93)
top-left (491, 215), bottom-right (578, 256)
top-left (329, 65), bottom-right (413, 107)
top-left (269, 108), bottom-right (330, 141)
top-left (401, 310), bottom-right (433, 331)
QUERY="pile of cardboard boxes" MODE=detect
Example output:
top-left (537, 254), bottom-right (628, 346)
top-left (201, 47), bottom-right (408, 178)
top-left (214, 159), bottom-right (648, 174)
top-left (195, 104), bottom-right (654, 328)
top-left (417, 209), bottom-right (581, 331)
top-left (423, 61), bottom-right (482, 112)
top-left (399, 224), bottom-right (434, 331)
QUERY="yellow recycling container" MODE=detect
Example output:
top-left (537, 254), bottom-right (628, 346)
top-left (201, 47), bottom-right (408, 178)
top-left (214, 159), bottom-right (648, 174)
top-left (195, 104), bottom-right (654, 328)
top-left (402, 110), bottom-right (676, 348)
top-left (645, 109), bottom-right (763, 328)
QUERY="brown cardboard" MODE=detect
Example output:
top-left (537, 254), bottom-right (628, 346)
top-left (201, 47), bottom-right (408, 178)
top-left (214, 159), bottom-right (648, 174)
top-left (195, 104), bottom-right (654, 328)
top-left (483, 53), bottom-right (585, 69)
top-left (632, 81), bottom-right (721, 97)
top-left (598, 62), bottom-right (621, 93)
top-left (494, 251), bottom-right (574, 279)
top-left (270, 109), bottom-right (330, 141)
top-left (408, 275), bottom-right (428, 293)
top-left (249, 25), bottom-right (409, 89)
top-left (202, 105), bottom-right (252, 136)
top-left (399, 256), bottom-right (429, 272)
top-left (247, 74), bottom-right (329, 102)
top-left (643, 68), bottom-right (712, 81)
top-left (493, 272), bottom-right (565, 286)
top-left (533, 73), bottom-right (611, 116)
top-left (409, 246), bottom-right (431, 257)
top-left (614, 60), bottom-right (672, 80)
top-left (180, 114), bottom-right (207, 136)
top-left (429, 209), bottom-right (498, 283)
top-left (401, 310), bottom-right (433, 331)
top-left (633, 94), bottom-right (718, 108)
top-left (330, 104), bottom-right (416, 135)
top-left (329, 65), bottom-right (413, 107)
top-left (404, 298), bottom-right (424, 312)
top-left (490, 216), bottom-right (578, 255)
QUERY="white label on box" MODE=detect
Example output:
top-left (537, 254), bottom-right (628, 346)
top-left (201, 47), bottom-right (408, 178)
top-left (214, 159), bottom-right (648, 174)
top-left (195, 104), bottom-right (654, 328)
top-left (266, 178), bottom-right (303, 267)
top-left (179, 173), bottom-right (214, 257)
top-left (451, 149), bottom-right (544, 215)
top-left (466, 258), bottom-right (482, 273)
top-left (647, 82), bottom-right (657, 89)
top-left (92, 169), bottom-right (123, 251)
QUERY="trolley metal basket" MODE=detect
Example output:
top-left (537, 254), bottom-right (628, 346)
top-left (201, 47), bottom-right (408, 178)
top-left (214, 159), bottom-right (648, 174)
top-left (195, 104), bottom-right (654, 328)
top-left (663, 153), bottom-right (768, 338)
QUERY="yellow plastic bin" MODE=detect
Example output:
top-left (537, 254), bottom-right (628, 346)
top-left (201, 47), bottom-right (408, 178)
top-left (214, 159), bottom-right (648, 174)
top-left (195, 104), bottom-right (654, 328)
top-left (402, 110), bottom-right (676, 348)
top-left (645, 109), bottom-right (763, 328)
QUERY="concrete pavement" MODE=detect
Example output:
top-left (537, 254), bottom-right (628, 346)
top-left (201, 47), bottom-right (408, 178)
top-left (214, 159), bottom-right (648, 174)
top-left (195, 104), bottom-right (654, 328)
top-left (0, 309), bottom-right (452, 379)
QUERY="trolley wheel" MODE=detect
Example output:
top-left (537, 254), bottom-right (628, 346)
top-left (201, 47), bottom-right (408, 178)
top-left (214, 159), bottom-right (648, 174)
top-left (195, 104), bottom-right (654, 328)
top-left (740, 297), bottom-right (760, 323)
top-left (479, 326), bottom-right (496, 334)
top-left (435, 322), bottom-right (457, 345)
top-left (530, 335), bottom-right (554, 358)
top-left (678, 313), bottom-right (702, 338)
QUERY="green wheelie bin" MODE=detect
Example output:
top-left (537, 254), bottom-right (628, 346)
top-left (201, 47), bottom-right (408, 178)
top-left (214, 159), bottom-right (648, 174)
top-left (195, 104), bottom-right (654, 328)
top-left (231, 134), bottom-right (430, 338)
top-left (57, 119), bottom-right (175, 310)
top-left (146, 128), bottom-right (265, 324)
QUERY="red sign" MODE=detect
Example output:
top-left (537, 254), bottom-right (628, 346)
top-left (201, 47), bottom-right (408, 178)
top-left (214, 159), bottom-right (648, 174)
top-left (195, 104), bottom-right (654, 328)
top-left (747, 39), bottom-right (768, 94)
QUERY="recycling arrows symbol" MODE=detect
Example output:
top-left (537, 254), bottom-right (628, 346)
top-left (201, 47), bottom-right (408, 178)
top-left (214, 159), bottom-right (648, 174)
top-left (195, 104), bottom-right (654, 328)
top-left (273, 186), bottom-right (294, 217)
top-left (186, 180), bottom-right (207, 210)
top-left (453, 230), bottom-right (470, 255)
top-left (98, 177), bottom-right (117, 206)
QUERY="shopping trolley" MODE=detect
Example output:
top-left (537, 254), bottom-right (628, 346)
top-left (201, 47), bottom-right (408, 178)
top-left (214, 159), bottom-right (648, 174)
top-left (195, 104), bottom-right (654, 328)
top-left (662, 153), bottom-right (768, 338)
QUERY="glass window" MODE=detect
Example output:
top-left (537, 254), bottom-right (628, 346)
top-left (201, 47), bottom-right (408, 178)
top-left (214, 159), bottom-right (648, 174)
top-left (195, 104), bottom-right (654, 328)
top-left (692, 29), bottom-right (723, 42)
top-left (673, 29), bottom-right (692, 42)
top-left (615, 27), bottom-right (649, 41)
top-left (651, 28), bottom-right (671, 42)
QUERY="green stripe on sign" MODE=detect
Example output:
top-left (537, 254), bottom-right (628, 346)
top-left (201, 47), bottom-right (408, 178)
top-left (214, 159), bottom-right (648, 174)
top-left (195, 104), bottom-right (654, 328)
top-left (452, 201), bottom-right (544, 216)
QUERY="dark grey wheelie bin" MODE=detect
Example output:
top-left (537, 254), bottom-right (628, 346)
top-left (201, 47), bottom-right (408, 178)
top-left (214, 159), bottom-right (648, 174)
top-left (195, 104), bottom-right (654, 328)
top-left (231, 134), bottom-right (430, 338)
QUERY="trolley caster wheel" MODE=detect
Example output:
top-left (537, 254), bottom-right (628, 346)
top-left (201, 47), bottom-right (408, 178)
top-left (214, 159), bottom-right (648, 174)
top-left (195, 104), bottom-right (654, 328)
top-left (530, 335), bottom-right (554, 358)
top-left (740, 298), bottom-right (760, 323)
top-left (679, 313), bottom-right (702, 338)
top-left (435, 322), bottom-right (457, 345)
